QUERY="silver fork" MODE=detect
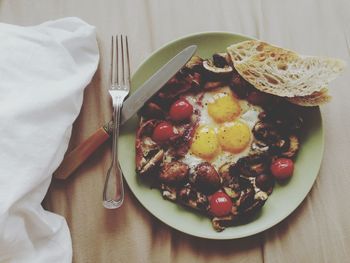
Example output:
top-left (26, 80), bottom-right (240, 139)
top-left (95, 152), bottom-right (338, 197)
top-left (103, 35), bottom-right (130, 209)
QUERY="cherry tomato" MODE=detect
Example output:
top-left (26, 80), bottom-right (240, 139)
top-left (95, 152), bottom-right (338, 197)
top-left (152, 122), bottom-right (175, 143)
top-left (209, 191), bottom-right (233, 217)
top-left (270, 158), bottom-right (294, 180)
top-left (169, 99), bottom-right (193, 121)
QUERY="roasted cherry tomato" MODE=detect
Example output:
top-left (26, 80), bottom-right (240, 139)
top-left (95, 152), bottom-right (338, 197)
top-left (270, 158), bottom-right (294, 180)
top-left (169, 99), bottom-right (193, 121)
top-left (209, 191), bottom-right (233, 217)
top-left (152, 122), bottom-right (175, 143)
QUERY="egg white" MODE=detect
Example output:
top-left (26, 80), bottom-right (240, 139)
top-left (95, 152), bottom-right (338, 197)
top-left (181, 86), bottom-right (263, 171)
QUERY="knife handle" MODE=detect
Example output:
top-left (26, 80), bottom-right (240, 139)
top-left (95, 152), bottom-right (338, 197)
top-left (54, 127), bottom-right (110, 180)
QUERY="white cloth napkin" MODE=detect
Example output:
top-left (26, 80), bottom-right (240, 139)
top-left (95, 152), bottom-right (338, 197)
top-left (0, 17), bottom-right (99, 262)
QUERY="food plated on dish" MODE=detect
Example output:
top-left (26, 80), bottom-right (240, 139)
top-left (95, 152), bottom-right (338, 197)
top-left (135, 40), bottom-right (345, 231)
top-left (117, 32), bottom-right (344, 239)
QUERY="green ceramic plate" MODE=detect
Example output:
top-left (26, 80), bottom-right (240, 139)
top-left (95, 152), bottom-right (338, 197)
top-left (119, 32), bottom-right (324, 239)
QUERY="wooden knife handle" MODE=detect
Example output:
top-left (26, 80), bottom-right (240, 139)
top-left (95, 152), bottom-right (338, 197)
top-left (54, 127), bottom-right (110, 180)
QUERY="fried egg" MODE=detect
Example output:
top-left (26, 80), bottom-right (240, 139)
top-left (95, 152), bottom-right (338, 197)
top-left (191, 125), bottom-right (219, 159)
top-left (182, 86), bottom-right (262, 171)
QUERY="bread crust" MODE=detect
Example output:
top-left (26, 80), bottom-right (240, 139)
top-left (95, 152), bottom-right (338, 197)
top-left (227, 40), bottom-right (345, 103)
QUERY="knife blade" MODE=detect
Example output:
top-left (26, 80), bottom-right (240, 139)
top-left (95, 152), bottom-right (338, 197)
top-left (120, 45), bottom-right (197, 125)
top-left (54, 45), bottom-right (197, 179)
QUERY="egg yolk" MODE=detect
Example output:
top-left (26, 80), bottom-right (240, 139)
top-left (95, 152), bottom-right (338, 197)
top-left (218, 121), bottom-right (251, 153)
top-left (190, 126), bottom-right (219, 160)
top-left (207, 92), bottom-right (241, 123)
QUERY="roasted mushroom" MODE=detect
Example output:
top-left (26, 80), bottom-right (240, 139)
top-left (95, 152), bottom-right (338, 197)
top-left (203, 81), bottom-right (224, 91)
top-left (193, 162), bottom-right (221, 194)
top-left (223, 187), bottom-right (240, 199)
top-left (170, 122), bottom-right (197, 157)
top-left (158, 71), bottom-right (199, 100)
top-left (138, 149), bottom-right (164, 176)
top-left (136, 119), bottom-right (164, 175)
top-left (178, 184), bottom-right (209, 211)
top-left (269, 136), bottom-right (291, 155)
top-left (258, 109), bottom-right (303, 132)
top-left (251, 140), bottom-right (270, 154)
top-left (219, 163), bottom-right (234, 186)
top-left (185, 55), bottom-right (203, 72)
top-left (202, 59), bottom-right (233, 80)
top-left (268, 135), bottom-right (299, 158)
top-left (281, 135), bottom-right (299, 158)
top-left (239, 199), bottom-right (266, 218)
top-left (236, 187), bottom-right (255, 212)
top-left (159, 161), bottom-right (189, 185)
top-left (161, 184), bottom-right (177, 201)
top-left (230, 72), bottom-right (254, 98)
top-left (212, 214), bottom-right (237, 232)
top-left (255, 173), bottom-right (274, 193)
top-left (253, 121), bottom-right (282, 144)
top-left (140, 102), bottom-right (166, 119)
top-left (235, 154), bottom-right (270, 177)
top-left (212, 53), bottom-right (231, 68)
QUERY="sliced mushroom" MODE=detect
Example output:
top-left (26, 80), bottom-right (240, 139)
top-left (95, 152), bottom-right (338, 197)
top-left (158, 71), bottom-right (197, 100)
top-left (185, 55), bottom-right (203, 72)
top-left (258, 109), bottom-right (303, 132)
top-left (239, 199), bottom-right (266, 218)
top-left (139, 149), bottom-right (164, 176)
top-left (269, 136), bottom-right (291, 155)
top-left (254, 190), bottom-right (269, 201)
top-left (212, 214), bottom-right (237, 232)
top-left (159, 161), bottom-right (189, 185)
top-left (236, 187), bottom-right (255, 212)
top-left (161, 183), bottom-right (177, 201)
top-left (235, 154), bottom-right (270, 177)
top-left (251, 140), bottom-right (270, 154)
top-left (281, 135), bottom-right (299, 158)
top-left (202, 60), bottom-right (233, 80)
top-left (140, 137), bottom-right (159, 157)
top-left (253, 121), bottom-right (281, 144)
top-left (218, 163), bottom-right (233, 186)
top-left (230, 73), bottom-right (254, 98)
top-left (193, 162), bottom-right (221, 194)
top-left (212, 53), bottom-right (231, 68)
top-left (223, 187), bottom-right (240, 199)
top-left (170, 122), bottom-right (197, 157)
top-left (178, 184), bottom-right (209, 211)
top-left (140, 102), bottom-right (166, 119)
top-left (136, 119), bottom-right (160, 172)
top-left (269, 134), bottom-right (299, 158)
top-left (255, 173), bottom-right (274, 193)
top-left (203, 81), bottom-right (225, 90)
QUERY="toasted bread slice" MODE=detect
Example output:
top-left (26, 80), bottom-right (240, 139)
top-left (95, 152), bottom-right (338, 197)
top-left (287, 88), bottom-right (331, 106)
top-left (227, 40), bottom-right (345, 98)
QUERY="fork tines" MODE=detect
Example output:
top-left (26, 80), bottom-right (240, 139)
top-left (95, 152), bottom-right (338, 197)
top-left (110, 35), bottom-right (130, 87)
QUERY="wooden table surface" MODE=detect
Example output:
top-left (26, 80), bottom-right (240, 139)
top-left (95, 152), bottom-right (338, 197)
top-left (2, 0), bottom-right (350, 262)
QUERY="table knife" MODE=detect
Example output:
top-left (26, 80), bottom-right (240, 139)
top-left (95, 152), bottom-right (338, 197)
top-left (54, 45), bottom-right (197, 180)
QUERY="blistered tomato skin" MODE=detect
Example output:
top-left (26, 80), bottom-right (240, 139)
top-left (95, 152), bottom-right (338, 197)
top-left (152, 122), bottom-right (175, 143)
top-left (270, 158), bottom-right (294, 180)
top-left (209, 191), bottom-right (233, 217)
top-left (169, 99), bottom-right (193, 121)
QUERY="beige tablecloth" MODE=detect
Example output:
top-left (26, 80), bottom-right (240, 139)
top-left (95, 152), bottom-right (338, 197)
top-left (2, 0), bottom-right (350, 262)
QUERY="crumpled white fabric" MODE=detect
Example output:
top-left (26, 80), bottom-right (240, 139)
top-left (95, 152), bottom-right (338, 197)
top-left (0, 17), bottom-right (99, 262)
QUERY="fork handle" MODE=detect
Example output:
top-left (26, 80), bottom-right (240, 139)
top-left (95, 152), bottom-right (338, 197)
top-left (102, 98), bottom-right (125, 209)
